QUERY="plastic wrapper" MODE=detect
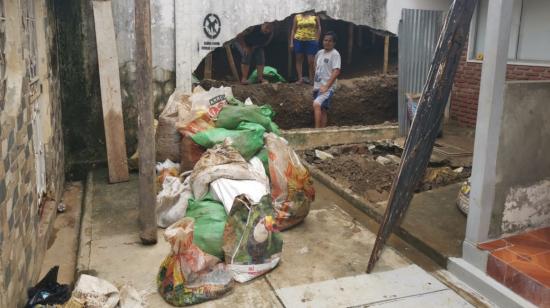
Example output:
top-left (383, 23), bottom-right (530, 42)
top-left (157, 218), bottom-right (233, 306)
top-left (156, 176), bottom-right (192, 228)
top-left (223, 195), bottom-right (283, 282)
top-left (190, 142), bottom-right (267, 200)
top-left (210, 157), bottom-right (269, 213)
top-left (265, 133), bottom-right (315, 230)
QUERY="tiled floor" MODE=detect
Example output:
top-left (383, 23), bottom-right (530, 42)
top-left (478, 227), bottom-right (550, 307)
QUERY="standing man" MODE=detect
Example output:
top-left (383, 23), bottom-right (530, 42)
top-left (312, 31), bottom-right (341, 128)
top-left (234, 22), bottom-right (274, 84)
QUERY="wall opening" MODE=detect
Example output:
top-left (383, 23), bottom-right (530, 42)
top-left (192, 13), bottom-right (398, 129)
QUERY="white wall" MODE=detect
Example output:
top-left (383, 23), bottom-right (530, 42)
top-left (175, 0), bottom-right (387, 91)
top-left (385, 0), bottom-right (452, 34)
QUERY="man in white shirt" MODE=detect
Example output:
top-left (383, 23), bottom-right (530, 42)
top-left (312, 31), bottom-right (341, 128)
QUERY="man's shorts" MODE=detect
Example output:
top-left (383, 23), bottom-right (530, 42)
top-left (233, 42), bottom-right (265, 66)
top-left (294, 39), bottom-right (319, 56)
top-left (313, 89), bottom-right (334, 111)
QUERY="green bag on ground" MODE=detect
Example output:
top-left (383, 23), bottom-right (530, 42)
top-left (216, 104), bottom-right (280, 135)
top-left (186, 194), bottom-right (228, 259)
top-left (248, 66), bottom-right (287, 83)
top-left (191, 122), bottom-right (266, 160)
top-left (254, 148), bottom-right (270, 178)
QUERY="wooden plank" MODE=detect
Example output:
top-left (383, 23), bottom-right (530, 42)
top-left (287, 42), bottom-right (293, 80)
top-left (367, 0), bottom-right (478, 273)
top-left (224, 43), bottom-right (240, 81)
top-left (134, 0), bottom-right (157, 244)
top-left (92, 1), bottom-right (129, 183)
top-left (383, 35), bottom-right (389, 75)
top-left (204, 53), bottom-right (213, 79)
top-left (347, 23), bottom-right (354, 65)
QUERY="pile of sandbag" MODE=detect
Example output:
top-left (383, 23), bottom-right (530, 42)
top-left (154, 86), bottom-right (315, 306)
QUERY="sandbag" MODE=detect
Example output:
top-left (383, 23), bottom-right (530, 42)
top-left (190, 142), bottom-right (267, 200)
top-left (69, 275), bottom-right (120, 308)
top-left (156, 89), bottom-right (191, 162)
top-left (456, 178), bottom-right (470, 215)
top-left (265, 133), bottom-right (315, 230)
top-left (247, 66), bottom-right (287, 83)
top-left (223, 195), bottom-right (283, 282)
top-left (191, 122), bottom-right (266, 160)
top-left (210, 157), bottom-right (269, 213)
top-left (156, 176), bottom-right (193, 228)
top-left (157, 218), bottom-right (233, 306)
top-left (215, 104), bottom-right (280, 135)
top-left (180, 136), bottom-right (206, 172)
top-left (186, 195), bottom-right (228, 259)
top-left (156, 159), bottom-right (180, 190)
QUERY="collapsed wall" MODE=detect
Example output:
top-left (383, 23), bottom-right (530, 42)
top-left (201, 76), bottom-right (398, 129)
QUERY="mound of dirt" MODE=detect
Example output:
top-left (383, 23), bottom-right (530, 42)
top-left (200, 75), bottom-right (397, 129)
top-left (301, 143), bottom-right (471, 203)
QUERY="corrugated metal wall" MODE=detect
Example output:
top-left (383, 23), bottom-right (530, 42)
top-left (398, 9), bottom-right (443, 136)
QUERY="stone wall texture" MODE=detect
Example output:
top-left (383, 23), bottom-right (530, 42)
top-left (450, 48), bottom-right (550, 127)
top-left (0, 0), bottom-right (64, 306)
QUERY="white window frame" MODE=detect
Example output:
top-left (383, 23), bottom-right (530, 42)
top-left (467, 0), bottom-right (550, 67)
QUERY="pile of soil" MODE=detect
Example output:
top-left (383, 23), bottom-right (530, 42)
top-left (200, 75), bottom-right (397, 129)
top-left (301, 142), bottom-right (471, 203)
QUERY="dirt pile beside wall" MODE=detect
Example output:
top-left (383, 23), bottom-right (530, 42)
top-left (201, 75), bottom-right (397, 129)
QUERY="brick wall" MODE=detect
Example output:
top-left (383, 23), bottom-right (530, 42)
top-left (0, 0), bottom-right (64, 306)
top-left (450, 49), bottom-right (550, 127)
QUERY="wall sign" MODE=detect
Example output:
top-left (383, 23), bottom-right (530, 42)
top-left (201, 13), bottom-right (222, 51)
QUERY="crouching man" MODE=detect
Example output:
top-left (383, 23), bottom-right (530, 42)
top-left (312, 31), bottom-right (341, 128)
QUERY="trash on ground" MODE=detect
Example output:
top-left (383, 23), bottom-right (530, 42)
top-left (315, 149), bottom-right (334, 160)
top-left (69, 274), bottom-right (120, 308)
top-left (156, 176), bottom-right (192, 228)
top-left (157, 218), bottom-right (233, 306)
top-left (185, 194), bottom-right (228, 259)
top-left (156, 159), bottom-right (180, 188)
top-left (453, 167), bottom-right (464, 173)
top-left (210, 157), bottom-right (269, 213)
top-left (266, 133), bottom-right (315, 230)
top-left (456, 178), bottom-right (470, 215)
top-left (385, 154), bottom-right (401, 164)
top-left (119, 284), bottom-right (145, 308)
top-left (247, 66), bottom-right (287, 84)
top-left (375, 156), bottom-right (392, 166)
top-left (223, 195), bottom-right (283, 282)
top-left (190, 142), bottom-right (267, 200)
top-left (157, 88), bottom-right (191, 162)
top-left (25, 266), bottom-right (71, 308)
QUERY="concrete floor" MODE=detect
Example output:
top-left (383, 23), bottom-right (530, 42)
top-left (71, 168), bottom-right (478, 307)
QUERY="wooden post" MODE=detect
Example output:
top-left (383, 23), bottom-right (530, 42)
top-left (92, 1), bottom-right (129, 184)
top-left (224, 43), bottom-right (240, 81)
top-left (134, 0), bottom-right (157, 245)
top-left (204, 53), bottom-right (213, 80)
top-left (347, 23), bottom-right (354, 65)
top-left (366, 0), bottom-right (478, 273)
top-left (383, 36), bottom-right (390, 75)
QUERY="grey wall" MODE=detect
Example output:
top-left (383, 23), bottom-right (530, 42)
top-left (491, 81), bottom-right (550, 236)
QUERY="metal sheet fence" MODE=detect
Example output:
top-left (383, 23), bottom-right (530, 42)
top-left (398, 9), bottom-right (443, 136)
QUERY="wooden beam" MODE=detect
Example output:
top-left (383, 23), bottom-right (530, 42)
top-left (347, 23), bottom-right (354, 65)
top-left (92, 1), bottom-right (129, 184)
top-left (204, 53), bottom-right (213, 80)
top-left (224, 43), bottom-right (240, 81)
top-left (366, 0), bottom-right (478, 273)
top-left (134, 0), bottom-right (157, 244)
top-left (357, 27), bottom-right (363, 48)
top-left (383, 36), bottom-right (389, 75)
top-left (287, 40), bottom-right (293, 80)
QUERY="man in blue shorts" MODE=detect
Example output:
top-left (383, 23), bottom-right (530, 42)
top-left (312, 31), bottom-right (341, 128)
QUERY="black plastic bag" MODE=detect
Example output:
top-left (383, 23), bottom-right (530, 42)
top-left (25, 266), bottom-right (71, 307)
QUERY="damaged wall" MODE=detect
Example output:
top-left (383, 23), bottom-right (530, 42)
top-left (0, 0), bottom-right (64, 306)
top-left (489, 81), bottom-right (550, 237)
